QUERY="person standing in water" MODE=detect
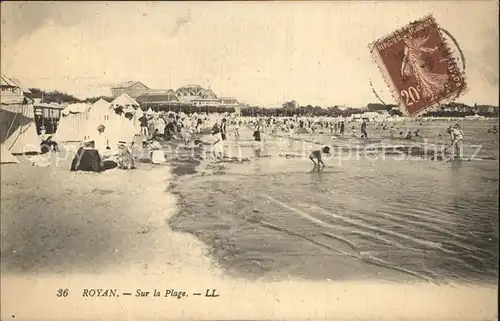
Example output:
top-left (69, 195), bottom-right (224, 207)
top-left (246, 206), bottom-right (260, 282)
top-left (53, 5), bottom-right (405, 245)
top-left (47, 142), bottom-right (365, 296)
top-left (390, 125), bottom-right (396, 139)
top-left (360, 120), bottom-right (368, 139)
top-left (444, 124), bottom-right (464, 157)
top-left (221, 118), bottom-right (227, 141)
top-left (212, 124), bottom-right (224, 159)
top-left (234, 120), bottom-right (241, 139)
top-left (309, 146), bottom-right (331, 172)
top-left (253, 121), bottom-right (263, 157)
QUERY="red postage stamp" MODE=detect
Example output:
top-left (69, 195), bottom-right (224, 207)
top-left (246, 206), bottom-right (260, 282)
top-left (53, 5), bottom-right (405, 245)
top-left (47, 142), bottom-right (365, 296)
top-left (370, 15), bottom-right (466, 117)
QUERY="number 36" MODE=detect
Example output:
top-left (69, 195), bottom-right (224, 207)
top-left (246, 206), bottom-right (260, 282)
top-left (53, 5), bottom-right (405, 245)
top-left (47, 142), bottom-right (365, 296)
top-left (401, 86), bottom-right (421, 106)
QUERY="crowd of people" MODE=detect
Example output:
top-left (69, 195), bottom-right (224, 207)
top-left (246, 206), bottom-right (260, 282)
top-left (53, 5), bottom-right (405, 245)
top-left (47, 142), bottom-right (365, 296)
top-left (60, 109), bottom-right (500, 172)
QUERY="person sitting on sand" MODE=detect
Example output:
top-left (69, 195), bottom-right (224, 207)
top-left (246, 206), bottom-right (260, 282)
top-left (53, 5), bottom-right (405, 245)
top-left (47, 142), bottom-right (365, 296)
top-left (152, 129), bottom-right (163, 141)
top-left (40, 135), bottom-right (59, 154)
top-left (309, 146), bottom-right (330, 172)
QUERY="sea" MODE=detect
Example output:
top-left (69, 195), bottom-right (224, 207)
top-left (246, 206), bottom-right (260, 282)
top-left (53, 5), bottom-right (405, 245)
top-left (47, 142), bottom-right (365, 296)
top-left (169, 119), bottom-right (499, 284)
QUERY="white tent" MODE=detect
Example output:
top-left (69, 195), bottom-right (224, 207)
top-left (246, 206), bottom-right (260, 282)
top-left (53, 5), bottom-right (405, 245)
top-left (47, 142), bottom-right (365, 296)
top-left (1, 74), bottom-right (40, 154)
top-left (146, 107), bottom-right (155, 115)
top-left (111, 93), bottom-right (139, 110)
top-left (111, 93), bottom-right (143, 135)
top-left (1, 143), bottom-right (20, 164)
top-left (88, 99), bottom-right (112, 126)
top-left (54, 103), bottom-right (91, 142)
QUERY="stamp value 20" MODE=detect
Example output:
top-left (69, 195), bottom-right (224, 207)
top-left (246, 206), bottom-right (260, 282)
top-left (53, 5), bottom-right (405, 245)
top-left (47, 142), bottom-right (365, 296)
top-left (370, 15), bottom-right (466, 117)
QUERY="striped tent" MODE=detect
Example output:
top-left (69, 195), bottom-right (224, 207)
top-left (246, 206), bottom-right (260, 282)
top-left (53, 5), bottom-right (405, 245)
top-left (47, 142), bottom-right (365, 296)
top-left (88, 98), bottom-right (113, 129)
top-left (1, 73), bottom-right (40, 154)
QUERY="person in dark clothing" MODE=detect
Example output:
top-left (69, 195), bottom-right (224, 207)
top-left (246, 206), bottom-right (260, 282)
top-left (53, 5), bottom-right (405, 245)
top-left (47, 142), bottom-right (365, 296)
top-left (340, 121), bottom-right (345, 135)
top-left (360, 120), bottom-right (368, 138)
top-left (164, 121), bottom-right (175, 141)
top-left (152, 129), bottom-right (163, 141)
top-left (196, 118), bottom-right (203, 133)
top-left (139, 116), bottom-right (149, 136)
top-left (70, 144), bottom-right (103, 172)
top-left (220, 118), bottom-right (227, 141)
top-left (253, 122), bottom-right (262, 157)
top-left (40, 135), bottom-right (59, 154)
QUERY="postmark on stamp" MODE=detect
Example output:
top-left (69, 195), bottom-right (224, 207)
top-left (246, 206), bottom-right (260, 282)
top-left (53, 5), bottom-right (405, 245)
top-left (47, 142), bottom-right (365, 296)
top-left (370, 15), bottom-right (466, 117)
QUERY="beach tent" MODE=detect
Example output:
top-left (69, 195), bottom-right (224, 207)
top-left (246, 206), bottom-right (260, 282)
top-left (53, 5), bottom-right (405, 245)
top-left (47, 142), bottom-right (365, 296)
top-left (146, 107), bottom-right (155, 116)
top-left (1, 143), bottom-right (20, 164)
top-left (111, 93), bottom-right (143, 135)
top-left (1, 73), bottom-right (40, 154)
top-left (111, 93), bottom-right (139, 110)
top-left (54, 103), bottom-right (92, 142)
top-left (88, 99), bottom-right (112, 126)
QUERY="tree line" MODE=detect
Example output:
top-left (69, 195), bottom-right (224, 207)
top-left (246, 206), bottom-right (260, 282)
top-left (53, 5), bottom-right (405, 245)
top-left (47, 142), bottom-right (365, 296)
top-left (28, 88), bottom-right (113, 104)
top-left (26, 88), bottom-right (498, 118)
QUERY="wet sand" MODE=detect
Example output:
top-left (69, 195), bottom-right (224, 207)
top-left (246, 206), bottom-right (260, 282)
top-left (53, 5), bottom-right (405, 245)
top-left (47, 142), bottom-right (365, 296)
top-left (168, 161), bottom-right (421, 282)
top-left (168, 123), bottom-right (499, 285)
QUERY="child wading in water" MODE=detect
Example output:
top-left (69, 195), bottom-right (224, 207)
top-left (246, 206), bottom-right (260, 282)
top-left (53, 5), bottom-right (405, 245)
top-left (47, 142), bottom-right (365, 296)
top-left (309, 146), bottom-right (330, 172)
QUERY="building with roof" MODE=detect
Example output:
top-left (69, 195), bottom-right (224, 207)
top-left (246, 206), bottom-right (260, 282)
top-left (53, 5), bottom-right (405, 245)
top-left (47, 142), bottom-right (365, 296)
top-left (135, 89), bottom-right (180, 108)
top-left (1, 73), bottom-right (40, 154)
top-left (1, 73), bottom-right (28, 103)
top-left (218, 97), bottom-right (239, 107)
top-left (111, 81), bottom-right (149, 98)
top-left (113, 82), bottom-right (243, 112)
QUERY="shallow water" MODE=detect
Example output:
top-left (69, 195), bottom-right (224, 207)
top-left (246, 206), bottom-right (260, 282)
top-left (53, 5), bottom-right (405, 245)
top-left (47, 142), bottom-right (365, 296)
top-left (169, 120), bottom-right (499, 283)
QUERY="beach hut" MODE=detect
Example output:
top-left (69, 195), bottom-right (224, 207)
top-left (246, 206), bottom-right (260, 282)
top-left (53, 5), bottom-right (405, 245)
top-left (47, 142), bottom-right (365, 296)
top-left (1, 73), bottom-right (40, 154)
top-left (54, 103), bottom-right (92, 142)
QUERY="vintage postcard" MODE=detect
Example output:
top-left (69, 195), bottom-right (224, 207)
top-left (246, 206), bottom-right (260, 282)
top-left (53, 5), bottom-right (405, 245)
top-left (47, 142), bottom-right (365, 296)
top-left (1, 1), bottom-right (498, 321)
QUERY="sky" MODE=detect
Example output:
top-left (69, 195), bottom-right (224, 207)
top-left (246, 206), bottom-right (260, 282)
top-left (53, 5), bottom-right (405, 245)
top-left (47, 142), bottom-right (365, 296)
top-left (1, 1), bottom-right (498, 107)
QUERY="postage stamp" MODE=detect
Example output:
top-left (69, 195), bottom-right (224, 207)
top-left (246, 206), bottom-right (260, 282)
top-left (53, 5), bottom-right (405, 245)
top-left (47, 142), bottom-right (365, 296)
top-left (370, 14), bottom-right (466, 117)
